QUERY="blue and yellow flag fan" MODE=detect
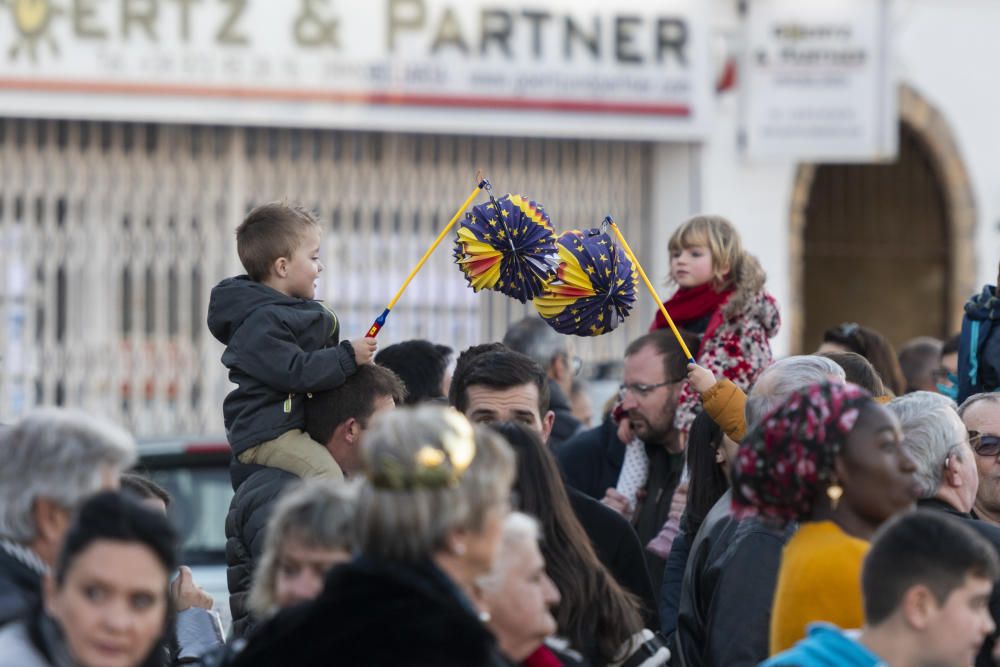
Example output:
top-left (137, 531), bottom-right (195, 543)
top-left (533, 224), bottom-right (638, 336)
top-left (453, 187), bottom-right (559, 304)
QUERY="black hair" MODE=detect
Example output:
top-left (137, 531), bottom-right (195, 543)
top-left (120, 472), bottom-right (172, 509)
top-left (50, 492), bottom-right (177, 667)
top-left (56, 491), bottom-right (177, 584)
top-left (863, 510), bottom-right (999, 625)
top-left (820, 351), bottom-right (888, 397)
top-left (374, 340), bottom-right (452, 405)
top-left (305, 364), bottom-right (407, 445)
top-left (447, 342), bottom-right (507, 407)
top-left (684, 411), bottom-right (728, 535)
top-left (450, 348), bottom-right (550, 417)
top-left (489, 422), bottom-right (642, 664)
top-left (822, 323), bottom-right (906, 396)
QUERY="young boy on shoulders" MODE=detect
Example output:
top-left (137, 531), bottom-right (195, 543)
top-left (208, 202), bottom-right (377, 482)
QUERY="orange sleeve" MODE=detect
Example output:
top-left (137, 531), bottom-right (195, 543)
top-left (702, 379), bottom-right (748, 442)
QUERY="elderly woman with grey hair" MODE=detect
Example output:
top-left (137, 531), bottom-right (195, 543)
top-left (477, 512), bottom-right (563, 666)
top-left (888, 390), bottom-right (1000, 667)
top-left (0, 408), bottom-right (135, 628)
top-left (247, 480), bottom-right (357, 619)
top-left (232, 406), bottom-right (516, 667)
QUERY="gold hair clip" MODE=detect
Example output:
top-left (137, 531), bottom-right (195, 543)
top-left (369, 410), bottom-right (477, 491)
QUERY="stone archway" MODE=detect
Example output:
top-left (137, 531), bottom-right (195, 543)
top-left (788, 84), bottom-right (978, 352)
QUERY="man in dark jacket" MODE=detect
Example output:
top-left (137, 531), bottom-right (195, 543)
top-left (450, 346), bottom-right (659, 628)
top-left (225, 364), bottom-right (404, 637)
top-left (0, 410), bottom-right (135, 627)
top-left (502, 316), bottom-right (583, 449)
top-left (958, 267), bottom-right (1000, 404)
top-left (557, 331), bottom-right (691, 592)
top-left (890, 391), bottom-right (1000, 667)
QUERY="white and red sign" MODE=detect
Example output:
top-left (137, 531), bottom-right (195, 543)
top-left (0, 0), bottom-right (711, 140)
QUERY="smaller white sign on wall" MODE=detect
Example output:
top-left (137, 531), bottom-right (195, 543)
top-left (741, 0), bottom-right (896, 162)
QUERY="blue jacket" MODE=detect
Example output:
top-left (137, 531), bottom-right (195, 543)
top-left (207, 276), bottom-right (357, 455)
top-left (958, 285), bottom-right (1000, 404)
top-left (762, 624), bottom-right (885, 667)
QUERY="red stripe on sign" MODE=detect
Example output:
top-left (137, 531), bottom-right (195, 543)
top-left (0, 78), bottom-right (691, 116)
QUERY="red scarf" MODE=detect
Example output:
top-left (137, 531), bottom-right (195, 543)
top-left (650, 283), bottom-right (732, 331)
top-left (523, 646), bottom-right (564, 667)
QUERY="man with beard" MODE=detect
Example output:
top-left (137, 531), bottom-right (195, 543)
top-left (558, 330), bottom-right (696, 589)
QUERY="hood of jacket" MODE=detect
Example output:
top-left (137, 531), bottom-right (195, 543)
top-left (207, 276), bottom-right (304, 345)
top-left (966, 285), bottom-right (1000, 322)
top-left (718, 255), bottom-right (780, 338)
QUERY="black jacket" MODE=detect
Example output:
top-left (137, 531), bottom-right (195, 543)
top-left (673, 492), bottom-right (794, 667)
top-left (225, 463), bottom-right (299, 638)
top-left (548, 380), bottom-right (582, 450)
top-left (567, 487), bottom-right (659, 629)
top-left (557, 419), bottom-right (684, 592)
top-left (958, 285), bottom-right (1000, 403)
top-left (232, 558), bottom-right (498, 667)
top-left (207, 276), bottom-right (357, 455)
top-left (919, 497), bottom-right (1000, 667)
top-left (0, 545), bottom-right (43, 628)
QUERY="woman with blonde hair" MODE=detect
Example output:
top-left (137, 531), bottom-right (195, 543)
top-left (247, 480), bottom-right (357, 620)
top-left (233, 405), bottom-right (516, 667)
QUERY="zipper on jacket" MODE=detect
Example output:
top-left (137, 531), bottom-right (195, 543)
top-left (283, 393), bottom-right (292, 413)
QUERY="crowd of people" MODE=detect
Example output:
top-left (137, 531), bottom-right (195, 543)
top-left (2, 201), bottom-right (1000, 666)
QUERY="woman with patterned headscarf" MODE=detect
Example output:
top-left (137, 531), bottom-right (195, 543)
top-left (732, 380), bottom-right (919, 655)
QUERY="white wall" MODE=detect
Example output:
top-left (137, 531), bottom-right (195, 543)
top-left (895, 0), bottom-right (1000, 287)
top-left (678, 0), bottom-right (1000, 356)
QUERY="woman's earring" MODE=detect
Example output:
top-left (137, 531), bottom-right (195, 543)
top-left (827, 483), bottom-right (843, 510)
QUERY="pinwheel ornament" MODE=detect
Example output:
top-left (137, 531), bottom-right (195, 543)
top-left (533, 224), bottom-right (638, 337)
top-left (453, 189), bottom-right (560, 303)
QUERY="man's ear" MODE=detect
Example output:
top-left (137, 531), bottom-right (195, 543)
top-left (944, 454), bottom-right (964, 489)
top-left (542, 410), bottom-right (555, 443)
top-left (900, 584), bottom-right (937, 630)
top-left (273, 256), bottom-right (288, 279)
top-left (33, 498), bottom-right (66, 548)
top-left (343, 417), bottom-right (360, 444)
top-left (550, 355), bottom-right (567, 382)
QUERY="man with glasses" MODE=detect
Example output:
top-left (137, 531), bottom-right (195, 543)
top-left (502, 316), bottom-right (584, 449)
top-left (557, 330), bottom-right (696, 590)
top-left (960, 393), bottom-right (1000, 528)
top-left (888, 391), bottom-right (1000, 667)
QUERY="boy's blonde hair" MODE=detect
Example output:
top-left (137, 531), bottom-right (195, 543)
top-left (236, 202), bottom-right (320, 282)
top-left (667, 214), bottom-right (745, 290)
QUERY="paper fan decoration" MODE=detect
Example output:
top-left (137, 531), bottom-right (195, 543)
top-left (454, 193), bottom-right (559, 303)
top-left (533, 227), bottom-right (638, 336)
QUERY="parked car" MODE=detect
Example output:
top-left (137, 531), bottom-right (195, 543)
top-left (135, 437), bottom-right (233, 633)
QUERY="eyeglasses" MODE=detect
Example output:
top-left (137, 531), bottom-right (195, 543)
top-left (618, 380), bottom-right (677, 400)
top-left (969, 431), bottom-right (1000, 458)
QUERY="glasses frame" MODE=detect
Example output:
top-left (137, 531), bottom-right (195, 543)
top-left (969, 430), bottom-right (1000, 459)
top-left (618, 379), bottom-right (679, 400)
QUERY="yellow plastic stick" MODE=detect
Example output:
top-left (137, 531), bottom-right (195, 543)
top-left (609, 221), bottom-right (696, 363)
top-left (367, 181), bottom-right (485, 337)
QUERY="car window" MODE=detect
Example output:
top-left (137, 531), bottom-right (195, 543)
top-left (146, 465), bottom-right (232, 565)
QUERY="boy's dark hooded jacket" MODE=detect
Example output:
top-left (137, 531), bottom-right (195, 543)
top-left (959, 285), bottom-right (1000, 404)
top-left (207, 276), bottom-right (357, 455)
